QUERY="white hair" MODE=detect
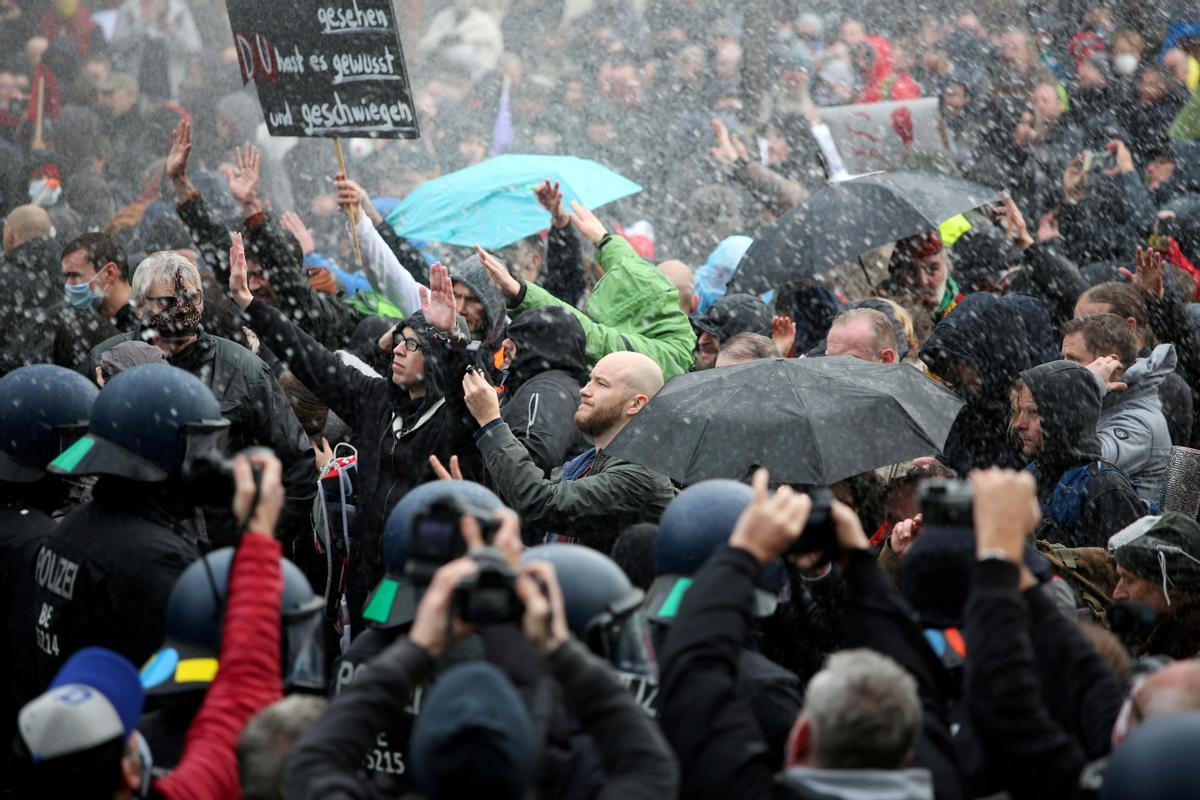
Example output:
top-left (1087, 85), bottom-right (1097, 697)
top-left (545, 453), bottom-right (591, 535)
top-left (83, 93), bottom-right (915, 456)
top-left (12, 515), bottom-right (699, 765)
top-left (804, 649), bottom-right (921, 769)
top-left (131, 251), bottom-right (202, 306)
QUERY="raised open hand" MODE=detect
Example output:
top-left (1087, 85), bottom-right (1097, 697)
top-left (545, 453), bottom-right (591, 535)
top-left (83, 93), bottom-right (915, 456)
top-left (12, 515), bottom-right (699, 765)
top-left (228, 143), bottom-right (262, 205)
top-left (771, 314), bottom-right (796, 357)
top-left (995, 194), bottom-right (1034, 250)
top-left (535, 179), bottom-right (570, 228)
top-left (568, 200), bottom-right (608, 246)
top-left (279, 211), bottom-right (316, 255)
top-left (1118, 245), bottom-right (1166, 300)
top-left (475, 244), bottom-right (521, 299)
top-left (420, 261), bottom-right (457, 332)
top-left (166, 119), bottom-right (192, 180)
top-left (710, 117), bottom-right (749, 165)
top-left (229, 231), bottom-right (253, 309)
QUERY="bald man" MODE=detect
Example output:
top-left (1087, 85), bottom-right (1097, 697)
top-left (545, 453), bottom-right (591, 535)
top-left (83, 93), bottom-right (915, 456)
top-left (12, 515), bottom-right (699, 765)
top-left (3, 205), bottom-right (52, 254)
top-left (659, 260), bottom-right (698, 315)
top-left (459, 351), bottom-right (675, 550)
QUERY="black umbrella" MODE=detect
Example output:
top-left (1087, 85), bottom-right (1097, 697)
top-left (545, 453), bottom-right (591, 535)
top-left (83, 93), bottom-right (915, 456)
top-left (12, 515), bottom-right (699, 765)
top-left (604, 356), bottom-right (964, 487)
top-left (729, 171), bottom-right (1002, 295)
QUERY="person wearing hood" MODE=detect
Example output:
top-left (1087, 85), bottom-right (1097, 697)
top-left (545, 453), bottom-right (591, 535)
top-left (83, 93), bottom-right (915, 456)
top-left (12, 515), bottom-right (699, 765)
top-left (1075, 280), bottom-right (1195, 447)
top-left (232, 239), bottom-right (484, 634)
top-left (691, 293), bottom-right (773, 370)
top-left (451, 249), bottom-right (509, 365)
top-left (481, 202), bottom-right (696, 380)
top-left (694, 234), bottom-right (752, 314)
top-left (1011, 359), bottom-right (1144, 547)
top-left (1108, 513), bottom-right (1200, 658)
top-left (1061, 314), bottom-right (1173, 502)
top-left (920, 292), bottom-right (1031, 474)
top-left (500, 307), bottom-right (591, 477)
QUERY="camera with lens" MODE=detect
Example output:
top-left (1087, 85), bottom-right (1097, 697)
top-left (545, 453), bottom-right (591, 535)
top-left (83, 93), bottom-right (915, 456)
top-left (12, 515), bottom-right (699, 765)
top-left (407, 495), bottom-right (501, 584)
top-left (182, 448), bottom-right (263, 509)
top-left (786, 487), bottom-right (838, 556)
top-left (919, 478), bottom-right (974, 532)
top-left (453, 549), bottom-right (524, 625)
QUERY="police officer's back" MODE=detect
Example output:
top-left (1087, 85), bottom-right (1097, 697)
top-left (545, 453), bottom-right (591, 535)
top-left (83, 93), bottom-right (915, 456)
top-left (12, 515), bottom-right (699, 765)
top-left (25, 364), bottom-right (221, 691)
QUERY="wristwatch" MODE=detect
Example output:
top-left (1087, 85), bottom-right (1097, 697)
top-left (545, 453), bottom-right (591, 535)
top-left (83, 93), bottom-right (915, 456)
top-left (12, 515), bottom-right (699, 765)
top-left (977, 548), bottom-right (1016, 563)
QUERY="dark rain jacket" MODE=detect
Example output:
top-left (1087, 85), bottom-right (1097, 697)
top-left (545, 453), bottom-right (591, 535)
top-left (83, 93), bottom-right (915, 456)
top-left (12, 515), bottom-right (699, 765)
top-left (1006, 242), bottom-right (1091, 330)
top-left (0, 237), bottom-right (114, 376)
top-left (658, 546), bottom-right (961, 800)
top-left (244, 299), bottom-right (482, 632)
top-left (542, 224), bottom-right (588, 309)
top-left (23, 479), bottom-right (200, 697)
top-left (1146, 280), bottom-right (1200, 446)
top-left (475, 420), bottom-right (675, 552)
top-left (1059, 172), bottom-right (1156, 267)
top-left (286, 636), bottom-right (678, 800)
top-left (1019, 360), bottom-right (1144, 548)
top-left (85, 327), bottom-right (314, 547)
top-left (964, 559), bottom-right (1123, 799)
top-left (501, 307), bottom-right (591, 477)
top-left (920, 293), bottom-right (1030, 475)
top-left (1, 500), bottom-right (57, 776)
top-left (177, 191), bottom-right (360, 350)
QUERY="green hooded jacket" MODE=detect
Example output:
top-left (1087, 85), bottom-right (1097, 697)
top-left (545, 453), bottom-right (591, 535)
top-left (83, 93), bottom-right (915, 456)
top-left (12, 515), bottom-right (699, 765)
top-left (510, 235), bottom-right (696, 379)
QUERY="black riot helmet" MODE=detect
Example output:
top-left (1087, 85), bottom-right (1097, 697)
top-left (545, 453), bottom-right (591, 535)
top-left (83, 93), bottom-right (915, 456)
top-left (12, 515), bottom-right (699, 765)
top-left (0, 364), bottom-right (98, 482)
top-left (48, 363), bottom-right (229, 483)
top-left (139, 546), bottom-right (325, 694)
top-left (522, 544), bottom-right (656, 678)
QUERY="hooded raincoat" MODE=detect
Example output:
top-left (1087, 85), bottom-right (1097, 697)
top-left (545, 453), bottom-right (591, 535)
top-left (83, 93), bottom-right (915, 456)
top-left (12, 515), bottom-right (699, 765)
top-left (1097, 344), bottom-right (1175, 503)
top-left (920, 293), bottom-right (1031, 474)
top-left (1019, 360), bottom-right (1144, 547)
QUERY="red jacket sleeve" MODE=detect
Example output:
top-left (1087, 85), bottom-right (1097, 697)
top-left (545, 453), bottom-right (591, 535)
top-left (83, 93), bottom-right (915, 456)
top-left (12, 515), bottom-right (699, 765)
top-left (154, 534), bottom-right (284, 800)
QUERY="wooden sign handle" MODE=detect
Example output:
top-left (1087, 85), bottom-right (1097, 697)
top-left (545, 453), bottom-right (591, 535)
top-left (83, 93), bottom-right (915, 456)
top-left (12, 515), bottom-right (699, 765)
top-left (334, 138), bottom-right (363, 267)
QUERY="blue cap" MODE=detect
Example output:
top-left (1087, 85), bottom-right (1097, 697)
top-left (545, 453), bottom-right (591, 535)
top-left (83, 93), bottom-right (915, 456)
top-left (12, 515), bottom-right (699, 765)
top-left (19, 647), bottom-right (145, 761)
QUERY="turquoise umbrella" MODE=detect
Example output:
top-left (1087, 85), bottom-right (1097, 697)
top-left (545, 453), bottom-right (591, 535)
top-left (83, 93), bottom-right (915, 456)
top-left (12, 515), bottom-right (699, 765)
top-left (384, 154), bottom-right (642, 249)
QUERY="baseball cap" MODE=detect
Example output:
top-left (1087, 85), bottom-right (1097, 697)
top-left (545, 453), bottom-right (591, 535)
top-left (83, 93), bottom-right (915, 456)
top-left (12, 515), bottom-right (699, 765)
top-left (19, 647), bottom-right (145, 762)
top-left (692, 293), bottom-right (773, 342)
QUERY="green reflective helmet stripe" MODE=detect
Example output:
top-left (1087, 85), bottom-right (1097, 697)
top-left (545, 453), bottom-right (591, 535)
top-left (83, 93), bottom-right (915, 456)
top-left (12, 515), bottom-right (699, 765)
top-left (50, 435), bottom-right (96, 473)
top-left (655, 577), bottom-right (693, 619)
top-left (363, 577), bottom-right (400, 623)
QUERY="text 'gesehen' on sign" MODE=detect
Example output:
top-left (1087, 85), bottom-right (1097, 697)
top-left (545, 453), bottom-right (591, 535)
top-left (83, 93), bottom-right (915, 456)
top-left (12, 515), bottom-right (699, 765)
top-left (226, 0), bottom-right (420, 139)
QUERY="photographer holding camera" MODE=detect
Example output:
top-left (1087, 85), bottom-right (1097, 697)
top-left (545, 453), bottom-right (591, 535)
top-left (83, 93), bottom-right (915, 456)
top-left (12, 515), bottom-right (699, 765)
top-left (285, 509), bottom-right (679, 800)
top-left (659, 468), bottom-right (961, 800)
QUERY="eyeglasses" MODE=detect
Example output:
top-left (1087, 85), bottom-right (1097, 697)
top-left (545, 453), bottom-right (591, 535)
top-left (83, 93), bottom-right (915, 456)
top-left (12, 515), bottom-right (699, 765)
top-left (146, 291), bottom-right (200, 310)
top-left (396, 337), bottom-right (422, 353)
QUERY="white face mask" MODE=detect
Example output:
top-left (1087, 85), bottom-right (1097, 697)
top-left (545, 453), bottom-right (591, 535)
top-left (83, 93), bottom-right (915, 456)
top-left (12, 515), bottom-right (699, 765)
top-left (1113, 54), bottom-right (1139, 77)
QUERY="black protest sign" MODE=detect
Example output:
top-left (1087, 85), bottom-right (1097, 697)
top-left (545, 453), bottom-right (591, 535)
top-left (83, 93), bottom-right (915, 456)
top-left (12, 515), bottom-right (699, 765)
top-left (226, 0), bottom-right (419, 139)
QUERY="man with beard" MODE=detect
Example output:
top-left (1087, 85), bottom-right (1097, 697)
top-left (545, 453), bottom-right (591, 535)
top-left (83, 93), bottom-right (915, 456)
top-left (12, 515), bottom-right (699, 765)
top-left (454, 350), bottom-right (675, 551)
top-left (84, 251), bottom-right (312, 547)
top-left (883, 231), bottom-right (963, 323)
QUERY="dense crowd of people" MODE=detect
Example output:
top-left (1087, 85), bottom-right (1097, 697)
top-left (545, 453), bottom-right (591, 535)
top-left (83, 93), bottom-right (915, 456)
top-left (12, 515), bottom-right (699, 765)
top-left (3, 0), bottom-right (1200, 798)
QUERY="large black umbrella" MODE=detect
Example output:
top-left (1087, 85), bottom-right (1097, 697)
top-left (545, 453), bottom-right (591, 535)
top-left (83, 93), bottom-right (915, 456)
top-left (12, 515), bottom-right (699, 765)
top-left (604, 356), bottom-right (964, 487)
top-left (729, 171), bottom-right (1001, 296)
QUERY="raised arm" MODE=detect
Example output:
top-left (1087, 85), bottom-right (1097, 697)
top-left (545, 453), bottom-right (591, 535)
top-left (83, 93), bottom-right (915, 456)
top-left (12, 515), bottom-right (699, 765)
top-left (230, 232), bottom-right (380, 429)
top-left (154, 453), bottom-right (286, 800)
top-left (336, 175), bottom-right (424, 314)
top-left (536, 180), bottom-right (587, 307)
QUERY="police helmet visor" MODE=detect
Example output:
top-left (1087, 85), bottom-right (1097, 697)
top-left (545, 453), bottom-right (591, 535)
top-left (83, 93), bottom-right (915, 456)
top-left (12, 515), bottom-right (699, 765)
top-left (283, 596), bottom-right (327, 691)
